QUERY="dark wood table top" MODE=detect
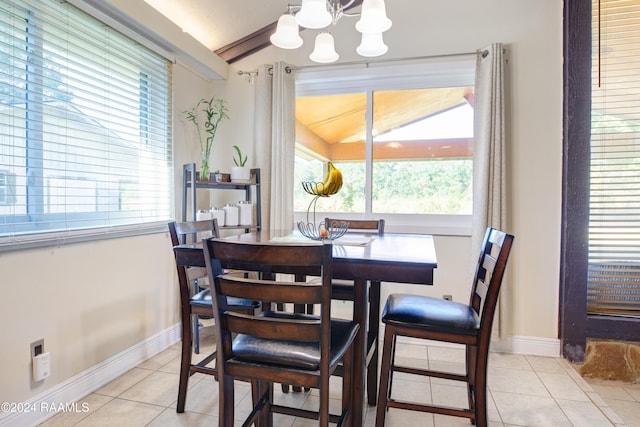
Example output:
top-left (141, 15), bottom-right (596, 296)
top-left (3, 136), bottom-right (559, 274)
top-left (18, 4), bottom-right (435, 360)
top-left (173, 230), bottom-right (438, 285)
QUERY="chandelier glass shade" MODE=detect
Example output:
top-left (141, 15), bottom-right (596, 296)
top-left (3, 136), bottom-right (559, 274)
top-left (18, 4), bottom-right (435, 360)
top-left (310, 32), bottom-right (340, 63)
top-left (295, 0), bottom-right (333, 29)
top-left (270, 0), bottom-right (392, 63)
top-left (356, 32), bottom-right (387, 57)
top-left (271, 14), bottom-right (304, 49)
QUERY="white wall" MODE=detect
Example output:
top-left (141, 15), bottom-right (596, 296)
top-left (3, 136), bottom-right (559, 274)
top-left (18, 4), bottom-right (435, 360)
top-left (0, 0), bottom-right (564, 418)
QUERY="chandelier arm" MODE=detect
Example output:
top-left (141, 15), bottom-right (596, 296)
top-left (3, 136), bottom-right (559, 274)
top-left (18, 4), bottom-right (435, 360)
top-left (286, 3), bottom-right (302, 13)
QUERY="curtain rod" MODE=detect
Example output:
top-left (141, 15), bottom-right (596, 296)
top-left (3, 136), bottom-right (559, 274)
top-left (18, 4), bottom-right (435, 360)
top-left (238, 50), bottom-right (484, 76)
top-left (293, 50), bottom-right (483, 71)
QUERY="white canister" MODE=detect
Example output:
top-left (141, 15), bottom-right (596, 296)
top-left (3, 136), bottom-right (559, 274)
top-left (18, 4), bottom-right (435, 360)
top-left (210, 207), bottom-right (225, 227)
top-left (238, 201), bottom-right (253, 226)
top-left (223, 204), bottom-right (239, 226)
top-left (196, 209), bottom-right (212, 221)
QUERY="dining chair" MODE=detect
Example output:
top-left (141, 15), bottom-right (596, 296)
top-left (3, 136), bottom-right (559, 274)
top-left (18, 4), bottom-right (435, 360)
top-left (168, 219), bottom-right (258, 413)
top-left (325, 217), bottom-right (385, 404)
top-left (375, 227), bottom-right (514, 427)
top-left (169, 219), bottom-right (218, 355)
top-left (203, 238), bottom-right (359, 427)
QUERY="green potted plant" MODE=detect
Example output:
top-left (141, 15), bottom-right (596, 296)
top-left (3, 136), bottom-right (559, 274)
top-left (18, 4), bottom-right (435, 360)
top-left (184, 96), bottom-right (229, 181)
top-left (230, 145), bottom-right (250, 182)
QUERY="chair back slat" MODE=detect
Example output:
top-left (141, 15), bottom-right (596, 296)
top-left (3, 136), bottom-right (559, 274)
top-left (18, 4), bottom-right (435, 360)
top-left (325, 217), bottom-right (385, 234)
top-left (218, 276), bottom-right (323, 305)
top-left (226, 313), bottom-right (322, 342)
top-left (212, 241), bottom-right (324, 275)
top-left (169, 219), bottom-right (221, 299)
top-left (169, 218), bottom-right (219, 245)
top-left (469, 227), bottom-right (514, 338)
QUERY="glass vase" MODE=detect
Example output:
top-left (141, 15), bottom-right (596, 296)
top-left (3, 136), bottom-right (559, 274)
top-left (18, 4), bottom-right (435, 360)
top-left (200, 154), bottom-right (210, 181)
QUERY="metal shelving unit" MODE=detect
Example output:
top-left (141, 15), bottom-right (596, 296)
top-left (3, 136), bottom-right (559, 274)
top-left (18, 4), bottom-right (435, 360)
top-left (181, 163), bottom-right (261, 232)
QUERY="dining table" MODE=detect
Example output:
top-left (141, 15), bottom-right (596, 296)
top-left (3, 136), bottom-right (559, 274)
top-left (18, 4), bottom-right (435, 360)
top-left (172, 229), bottom-right (437, 427)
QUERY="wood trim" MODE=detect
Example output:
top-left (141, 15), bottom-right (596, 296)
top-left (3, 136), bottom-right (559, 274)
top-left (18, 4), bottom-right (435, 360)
top-left (214, 22), bottom-right (278, 64)
top-left (560, 0), bottom-right (592, 362)
top-left (561, 0), bottom-right (640, 361)
top-left (214, 0), bottom-right (364, 64)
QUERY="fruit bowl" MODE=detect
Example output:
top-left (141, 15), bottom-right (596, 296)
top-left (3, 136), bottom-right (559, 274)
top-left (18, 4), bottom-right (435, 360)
top-left (298, 220), bottom-right (349, 241)
top-left (301, 180), bottom-right (342, 197)
top-left (301, 162), bottom-right (343, 197)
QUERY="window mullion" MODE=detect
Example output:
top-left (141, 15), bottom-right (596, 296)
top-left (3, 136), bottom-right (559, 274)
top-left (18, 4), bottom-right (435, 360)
top-left (365, 88), bottom-right (373, 215)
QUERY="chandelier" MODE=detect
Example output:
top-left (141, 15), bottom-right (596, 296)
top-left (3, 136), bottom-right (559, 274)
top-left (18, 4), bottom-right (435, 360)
top-left (270, 0), bottom-right (392, 64)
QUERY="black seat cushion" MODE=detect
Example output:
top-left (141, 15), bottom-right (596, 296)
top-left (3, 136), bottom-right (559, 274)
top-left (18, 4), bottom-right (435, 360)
top-left (382, 294), bottom-right (479, 334)
top-left (232, 311), bottom-right (359, 371)
top-left (190, 289), bottom-right (258, 309)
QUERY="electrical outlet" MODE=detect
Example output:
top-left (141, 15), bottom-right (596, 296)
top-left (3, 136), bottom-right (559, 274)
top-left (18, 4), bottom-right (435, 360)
top-left (31, 339), bottom-right (44, 358)
top-left (33, 352), bottom-right (51, 381)
top-left (31, 338), bottom-right (50, 381)
top-left (443, 294), bottom-right (452, 301)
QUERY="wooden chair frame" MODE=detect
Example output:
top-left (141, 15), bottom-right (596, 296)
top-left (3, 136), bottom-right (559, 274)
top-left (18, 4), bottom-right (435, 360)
top-left (204, 238), bottom-right (358, 427)
top-left (375, 227), bottom-right (514, 427)
top-left (169, 219), bottom-right (257, 413)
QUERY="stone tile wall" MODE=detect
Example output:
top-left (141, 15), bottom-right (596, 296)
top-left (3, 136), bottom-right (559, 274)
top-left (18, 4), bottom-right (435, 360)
top-left (579, 339), bottom-right (640, 382)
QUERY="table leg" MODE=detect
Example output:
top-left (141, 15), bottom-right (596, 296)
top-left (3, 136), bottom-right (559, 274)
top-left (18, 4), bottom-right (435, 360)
top-left (352, 278), bottom-right (367, 427)
top-left (367, 280), bottom-right (381, 406)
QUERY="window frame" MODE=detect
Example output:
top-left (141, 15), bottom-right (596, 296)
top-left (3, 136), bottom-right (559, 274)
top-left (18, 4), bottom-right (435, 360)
top-left (0, 0), bottom-right (173, 251)
top-left (560, 0), bottom-right (640, 362)
top-left (293, 58), bottom-right (476, 236)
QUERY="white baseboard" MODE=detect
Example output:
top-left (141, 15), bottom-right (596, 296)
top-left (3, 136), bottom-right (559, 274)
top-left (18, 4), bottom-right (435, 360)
top-left (0, 324), bottom-right (181, 427)
top-left (491, 334), bottom-right (561, 357)
top-left (384, 325), bottom-right (561, 358)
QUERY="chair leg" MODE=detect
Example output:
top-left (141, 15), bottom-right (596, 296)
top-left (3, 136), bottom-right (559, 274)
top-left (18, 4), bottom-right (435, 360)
top-left (193, 278), bottom-right (202, 354)
top-left (375, 325), bottom-right (396, 427)
top-left (319, 375), bottom-right (330, 427)
top-left (474, 348), bottom-right (489, 427)
top-left (251, 379), bottom-right (273, 427)
top-left (367, 280), bottom-right (381, 405)
top-left (466, 345), bottom-right (476, 420)
top-left (387, 334), bottom-right (397, 403)
top-left (177, 311), bottom-right (193, 413)
top-left (219, 373), bottom-right (235, 427)
top-left (193, 314), bottom-right (200, 354)
top-left (341, 345), bottom-right (354, 427)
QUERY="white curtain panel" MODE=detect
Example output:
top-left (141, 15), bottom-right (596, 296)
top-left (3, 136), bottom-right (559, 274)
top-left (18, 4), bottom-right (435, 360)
top-left (270, 62), bottom-right (296, 231)
top-left (254, 64), bottom-right (273, 232)
top-left (472, 43), bottom-right (509, 338)
top-left (254, 62), bottom-right (296, 232)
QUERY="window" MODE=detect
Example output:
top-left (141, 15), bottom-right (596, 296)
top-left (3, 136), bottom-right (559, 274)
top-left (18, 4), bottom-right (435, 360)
top-left (587, 0), bottom-right (640, 317)
top-left (293, 58), bottom-right (475, 232)
top-left (0, 0), bottom-right (172, 248)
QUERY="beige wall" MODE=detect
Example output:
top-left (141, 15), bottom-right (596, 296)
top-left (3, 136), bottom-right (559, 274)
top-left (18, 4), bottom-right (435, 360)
top-left (0, 0), bottom-right (564, 410)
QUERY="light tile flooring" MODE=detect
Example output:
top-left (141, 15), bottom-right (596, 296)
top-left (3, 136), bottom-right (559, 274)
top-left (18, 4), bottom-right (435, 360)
top-left (39, 324), bottom-right (640, 427)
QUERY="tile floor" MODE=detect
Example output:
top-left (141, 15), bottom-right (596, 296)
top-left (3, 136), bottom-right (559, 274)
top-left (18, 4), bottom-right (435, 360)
top-left (39, 324), bottom-right (640, 427)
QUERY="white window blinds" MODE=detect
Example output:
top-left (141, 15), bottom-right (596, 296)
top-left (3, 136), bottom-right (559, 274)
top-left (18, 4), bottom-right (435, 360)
top-left (588, 0), bottom-right (640, 316)
top-left (0, 0), bottom-right (173, 249)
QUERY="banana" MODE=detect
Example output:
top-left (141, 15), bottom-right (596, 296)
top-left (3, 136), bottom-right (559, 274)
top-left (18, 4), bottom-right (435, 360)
top-left (328, 163), bottom-right (343, 195)
top-left (314, 162), bottom-right (343, 196)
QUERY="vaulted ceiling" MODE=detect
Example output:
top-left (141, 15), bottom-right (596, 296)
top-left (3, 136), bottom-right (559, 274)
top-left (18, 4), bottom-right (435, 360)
top-left (145, 0), bottom-right (363, 63)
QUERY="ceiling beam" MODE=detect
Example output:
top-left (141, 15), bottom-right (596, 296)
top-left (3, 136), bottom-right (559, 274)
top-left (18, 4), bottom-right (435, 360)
top-left (214, 0), bottom-right (364, 64)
